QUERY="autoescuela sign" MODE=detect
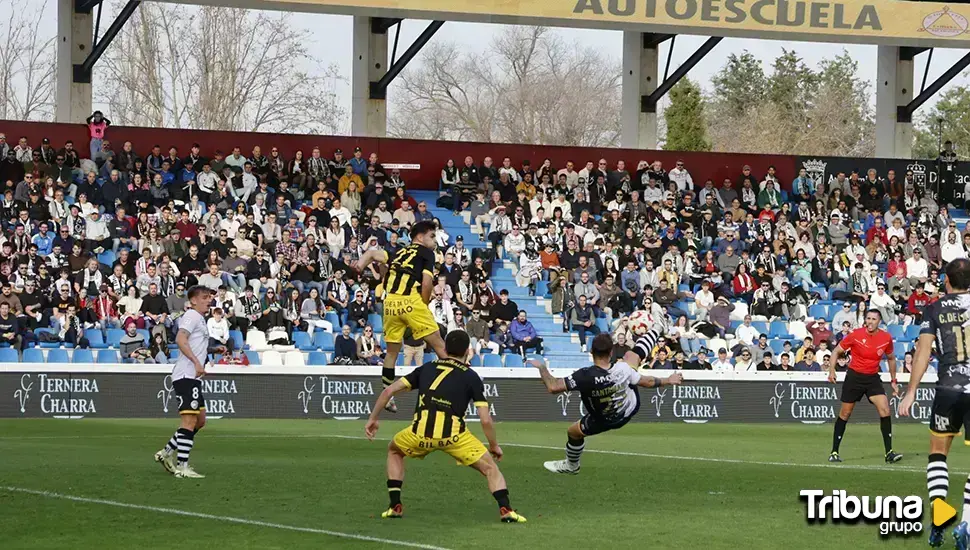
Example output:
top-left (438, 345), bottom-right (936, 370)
top-left (0, 372), bottom-right (936, 424)
top-left (269, 0), bottom-right (970, 46)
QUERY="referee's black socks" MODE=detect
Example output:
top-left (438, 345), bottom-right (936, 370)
top-left (387, 479), bottom-right (403, 508)
top-left (879, 416), bottom-right (893, 454)
top-left (831, 417), bottom-right (848, 453)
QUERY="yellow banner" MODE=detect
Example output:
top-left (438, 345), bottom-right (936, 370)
top-left (267, 0), bottom-right (970, 44)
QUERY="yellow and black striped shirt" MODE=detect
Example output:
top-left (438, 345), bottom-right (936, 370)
top-left (385, 243), bottom-right (436, 297)
top-left (402, 358), bottom-right (487, 439)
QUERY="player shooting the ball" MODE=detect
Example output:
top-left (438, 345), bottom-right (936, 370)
top-left (532, 331), bottom-right (683, 474)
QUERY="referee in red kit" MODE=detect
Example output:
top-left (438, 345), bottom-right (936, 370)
top-left (826, 308), bottom-right (902, 464)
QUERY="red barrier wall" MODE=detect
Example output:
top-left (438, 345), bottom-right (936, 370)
top-left (0, 120), bottom-right (799, 192)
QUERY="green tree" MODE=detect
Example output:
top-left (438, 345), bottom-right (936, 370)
top-left (664, 78), bottom-right (710, 151)
top-left (768, 49), bottom-right (817, 119)
top-left (913, 86), bottom-right (970, 159)
top-left (709, 51), bottom-right (767, 118)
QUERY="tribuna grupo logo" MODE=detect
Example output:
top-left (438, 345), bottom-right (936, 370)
top-left (14, 373), bottom-right (99, 417)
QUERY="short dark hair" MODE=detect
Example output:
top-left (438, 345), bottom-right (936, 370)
top-left (591, 333), bottom-right (613, 359)
top-left (946, 258), bottom-right (970, 292)
top-left (866, 308), bottom-right (882, 320)
top-left (409, 220), bottom-right (436, 240)
top-left (187, 285), bottom-right (214, 300)
top-left (444, 330), bottom-right (470, 358)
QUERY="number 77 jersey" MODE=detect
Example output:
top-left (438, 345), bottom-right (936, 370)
top-left (401, 358), bottom-right (488, 439)
top-left (921, 293), bottom-right (970, 393)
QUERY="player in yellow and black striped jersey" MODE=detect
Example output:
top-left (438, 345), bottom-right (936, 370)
top-left (364, 330), bottom-right (526, 523)
top-left (355, 221), bottom-right (448, 413)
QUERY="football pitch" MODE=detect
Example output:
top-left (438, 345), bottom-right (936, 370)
top-left (0, 419), bottom-right (956, 549)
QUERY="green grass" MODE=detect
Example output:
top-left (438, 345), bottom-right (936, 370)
top-left (0, 419), bottom-right (958, 549)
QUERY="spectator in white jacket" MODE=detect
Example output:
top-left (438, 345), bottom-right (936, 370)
top-left (206, 308), bottom-right (234, 353)
top-left (734, 315), bottom-right (760, 347)
top-left (504, 226), bottom-right (527, 267)
top-left (733, 348), bottom-right (756, 372)
top-left (694, 280), bottom-right (716, 321)
top-left (711, 348), bottom-right (734, 371)
top-left (668, 160), bottom-right (694, 193)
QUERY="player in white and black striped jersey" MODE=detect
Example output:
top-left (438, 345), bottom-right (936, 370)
top-left (531, 332), bottom-right (682, 474)
top-left (154, 285), bottom-right (222, 479)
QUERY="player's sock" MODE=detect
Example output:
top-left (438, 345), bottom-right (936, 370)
top-left (565, 437), bottom-right (585, 469)
top-left (387, 479), bottom-right (403, 508)
top-left (928, 453), bottom-right (949, 504)
top-left (382, 367), bottom-right (395, 389)
top-left (165, 431), bottom-right (179, 452)
top-left (879, 416), bottom-right (893, 454)
top-left (492, 488), bottom-right (511, 510)
top-left (831, 417), bottom-right (847, 453)
top-left (176, 427), bottom-right (195, 465)
top-left (963, 473), bottom-right (970, 521)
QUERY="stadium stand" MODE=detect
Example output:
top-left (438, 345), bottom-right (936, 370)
top-left (0, 125), bottom-right (953, 374)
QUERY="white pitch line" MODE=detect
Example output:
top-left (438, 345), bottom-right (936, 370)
top-left (2, 486), bottom-right (453, 550)
top-left (0, 432), bottom-right (929, 473)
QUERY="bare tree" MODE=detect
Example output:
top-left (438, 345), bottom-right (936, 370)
top-left (389, 26), bottom-right (621, 147)
top-left (96, 2), bottom-right (346, 134)
top-left (0, 0), bottom-right (56, 121)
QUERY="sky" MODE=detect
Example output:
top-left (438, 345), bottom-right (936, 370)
top-left (5, 0), bottom-right (970, 134)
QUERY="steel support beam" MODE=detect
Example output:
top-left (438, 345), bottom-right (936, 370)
top-left (74, 0), bottom-right (102, 13)
top-left (898, 52), bottom-right (970, 124)
top-left (642, 33), bottom-right (673, 48)
top-left (642, 36), bottom-right (721, 114)
top-left (73, 0), bottom-right (140, 84)
top-left (369, 20), bottom-right (443, 100)
top-left (370, 17), bottom-right (401, 34)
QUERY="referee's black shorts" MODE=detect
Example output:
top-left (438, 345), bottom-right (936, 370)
top-left (840, 368), bottom-right (886, 404)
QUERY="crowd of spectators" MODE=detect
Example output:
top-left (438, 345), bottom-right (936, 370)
top-left (440, 154), bottom-right (952, 371)
top-left (0, 122), bottom-right (956, 370)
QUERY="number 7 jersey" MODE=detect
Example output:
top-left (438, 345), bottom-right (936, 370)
top-left (401, 358), bottom-right (488, 438)
top-left (921, 293), bottom-right (970, 393)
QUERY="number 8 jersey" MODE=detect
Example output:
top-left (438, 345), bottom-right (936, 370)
top-left (401, 358), bottom-right (488, 439)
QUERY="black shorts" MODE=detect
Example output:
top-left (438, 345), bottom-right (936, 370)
top-left (579, 393), bottom-right (641, 437)
top-left (930, 389), bottom-right (970, 438)
top-left (173, 378), bottom-right (206, 415)
top-left (840, 369), bottom-right (886, 403)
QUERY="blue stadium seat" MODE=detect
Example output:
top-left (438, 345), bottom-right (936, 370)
top-left (35, 328), bottom-right (61, 348)
top-left (23, 348), bottom-right (45, 363)
top-left (595, 317), bottom-right (609, 332)
top-left (888, 325), bottom-right (906, 341)
top-left (368, 314), bottom-right (383, 333)
top-left (106, 328), bottom-right (125, 347)
top-left (768, 322), bottom-right (792, 339)
top-left (483, 354), bottom-right (504, 367)
top-left (535, 280), bottom-right (550, 297)
top-left (72, 349), bottom-right (95, 363)
top-left (229, 330), bottom-right (245, 351)
top-left (245, 351), bottom-right (261, 365)
top-left (905, 325), bottom-right (921, 341)
top-left (293, 331), bottom-right (314, 350)
top-left (751, 321), bottom-right (769, 336)
top-left (313, 331), bottom-right (335, 351)
top-left (808, 304), bottom-right (828, 319)
top-left (97, 350), bottom-right (118, 363)
top-left (308, 351), bottom-right (329, 365)
top-left (469, 354), bottom-right (484, 366)
top-left (87, 330), bottom-right (107, 349)
top-left (47, 349), bottom-right (70, 363)
top-left (136, 329), bottom-right (150, 343)
top-left (324, 312), bottom-right (340, 329)
top-left (0, 348), bottom-right (18, 362)
top-left (504, 355), bottom-right (524, 368)
top-left (768, 340), bottom-right (785, 355)
top-left (98, 249), bottom-right (116, 266)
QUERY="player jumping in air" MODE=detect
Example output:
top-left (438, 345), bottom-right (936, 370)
top-left (355, 221), bottom-right (448, 413)
top-left (900, 258), bottom-right (970, 548)
top-left (154, 285), bottom-right (221, 479)
top-left (365, 330), bottom-right (526, 523)
top-left (826, 309), bottom-right (902, 464)
top-left (532, 333), bottom-right (683, 474)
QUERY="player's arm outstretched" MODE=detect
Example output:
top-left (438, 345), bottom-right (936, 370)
top-left (354, 248), bottom-right (388, 273)
top-left (635, 371), bottom-right (684, 388)
top-left (530, 359), bottom-right (568, 393)
top-left (365, 378), bottom-right (411, 439)
top-left (899, 332), bottom-right (936, 415)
